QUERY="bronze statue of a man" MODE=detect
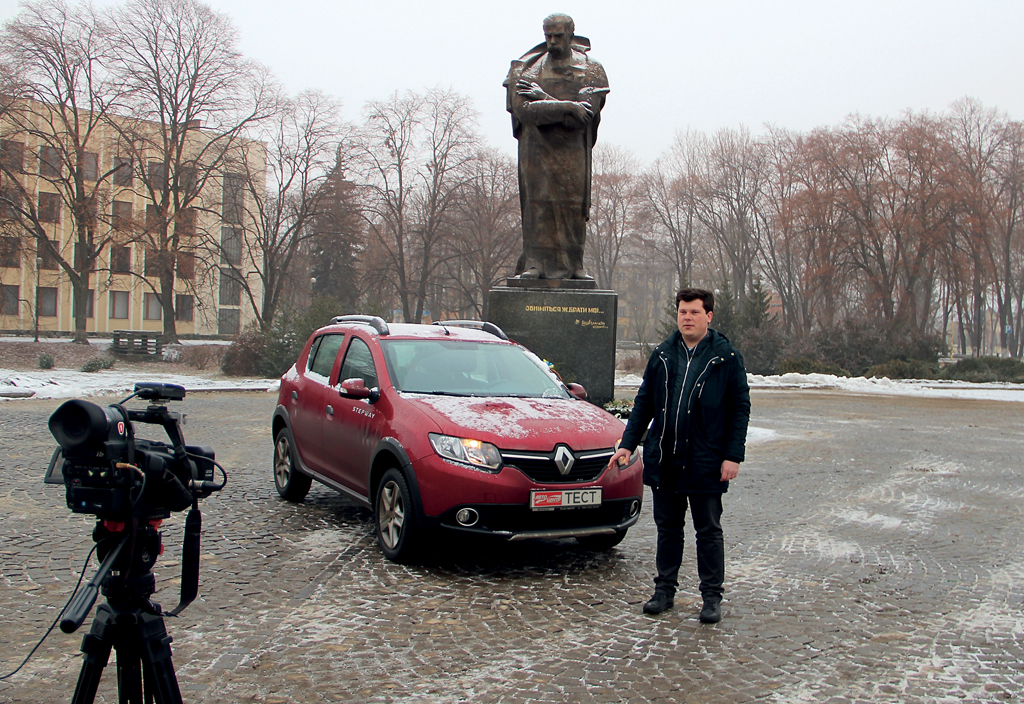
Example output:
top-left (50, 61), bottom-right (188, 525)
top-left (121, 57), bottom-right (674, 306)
top-left (504, 13), bottom-right (609, 280)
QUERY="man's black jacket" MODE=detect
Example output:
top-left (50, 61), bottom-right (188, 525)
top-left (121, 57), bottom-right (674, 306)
top-left (621, 329), bottom-right (750, 493)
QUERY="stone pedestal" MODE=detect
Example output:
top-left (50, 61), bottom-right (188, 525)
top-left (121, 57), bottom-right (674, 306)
top-left (488, 284), bottom-right (617, 406)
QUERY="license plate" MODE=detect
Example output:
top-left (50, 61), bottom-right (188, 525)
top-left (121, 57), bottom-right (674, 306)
top-left (530, 487), bottom-right (602, 510)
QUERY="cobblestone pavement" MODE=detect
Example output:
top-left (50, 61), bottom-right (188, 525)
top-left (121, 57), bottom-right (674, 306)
top-left (1, 390), bottom-right (1022, 703)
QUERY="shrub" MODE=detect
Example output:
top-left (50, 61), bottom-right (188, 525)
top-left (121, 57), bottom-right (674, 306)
top-left (866, 358), bottom-right (937, 380)
top-left (939, 356), bottom-right (1024, 383)
top-left (736, 323), bottom-right (787, 375)
top-left (776, 357), bottom-right (850, 376)
top-left (38, 352), bottom-right (54, 369)
top-left (179, 344), bottom-right (226, 371)
top-left (221, 326), bottom-right (269, 376)
top-left (81, 357), bottom-right (115, 373)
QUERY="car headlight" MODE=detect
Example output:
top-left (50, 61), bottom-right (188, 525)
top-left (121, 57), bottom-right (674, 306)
top-left (614, 438), bottom-right (640, 468)
top-left (429, 433), bottom-right (503, 472)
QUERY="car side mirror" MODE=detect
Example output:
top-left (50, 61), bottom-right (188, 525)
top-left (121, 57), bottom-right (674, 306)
top-left (341, 378), bottom-right (380, 403)
top-left (567, 383), bottom-right (587, 400)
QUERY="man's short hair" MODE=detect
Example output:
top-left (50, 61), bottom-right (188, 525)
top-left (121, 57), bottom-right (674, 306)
top-left (676, 287), bottom-right (715, 313)
top-left (543, 13), bottom-right (575, 35)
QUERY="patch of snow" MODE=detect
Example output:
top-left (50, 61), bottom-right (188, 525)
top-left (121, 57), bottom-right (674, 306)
top-left (0, 367), bottom-right (277, 401)
top-left (748, 373), bottom-right (1024, 403)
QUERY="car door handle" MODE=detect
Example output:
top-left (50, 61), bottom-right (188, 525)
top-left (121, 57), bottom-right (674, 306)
top-left (326, 405), bottom-right (334, 416)
top-left (291, 391), bottom-right (298, 400)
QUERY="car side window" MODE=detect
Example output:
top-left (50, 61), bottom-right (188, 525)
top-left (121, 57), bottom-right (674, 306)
top-left (308, 334), bottom-right (345, 381)
top-left (305, 336), bottom-right (325, 373)
top-left (339, 337), bottom-right (378, 389)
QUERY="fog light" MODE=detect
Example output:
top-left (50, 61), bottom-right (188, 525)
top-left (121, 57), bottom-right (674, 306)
top-left (629, 500), bottom-right (640, 517)
top-left (456, 508), bottom-right (479, 526)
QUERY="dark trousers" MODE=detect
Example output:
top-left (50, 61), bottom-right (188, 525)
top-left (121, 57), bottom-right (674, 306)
top-left (651, 488), bottom-right (724, 602)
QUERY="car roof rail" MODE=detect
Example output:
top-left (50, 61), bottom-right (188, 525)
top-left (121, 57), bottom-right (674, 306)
top-left (432, 319), bottom-right (509, 340)
top-left (330, 315), bottom-right (390, 335)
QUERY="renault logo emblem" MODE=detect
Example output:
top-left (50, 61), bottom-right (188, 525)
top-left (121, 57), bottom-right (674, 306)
top-left (554, 445), bottom-right (575, 476)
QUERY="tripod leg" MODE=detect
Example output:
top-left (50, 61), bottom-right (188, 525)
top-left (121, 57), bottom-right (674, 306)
top-left (137, 612), bottom-right (182, 704)
top-left (115, 635), bottom-right (144, 704)
top-left (71, 605), bottom-right (115, 704)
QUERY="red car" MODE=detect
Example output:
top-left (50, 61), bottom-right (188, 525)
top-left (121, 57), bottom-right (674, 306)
top-left (271, 315), bottom-right (643, 562)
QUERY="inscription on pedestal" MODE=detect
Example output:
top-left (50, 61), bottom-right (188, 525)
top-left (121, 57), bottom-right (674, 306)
top-left (489, 287), bottom-right (617, 406)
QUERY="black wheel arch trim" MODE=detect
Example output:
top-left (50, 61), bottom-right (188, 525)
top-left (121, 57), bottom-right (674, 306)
top-left (370, 438), bottom-right (427, 526)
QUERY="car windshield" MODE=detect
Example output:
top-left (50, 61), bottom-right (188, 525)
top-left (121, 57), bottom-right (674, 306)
top-left (380, 339), bottom-right (570, 398)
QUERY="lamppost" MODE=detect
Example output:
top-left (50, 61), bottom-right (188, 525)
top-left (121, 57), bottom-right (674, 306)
top-left (34, 255), bottom-right (42, 342)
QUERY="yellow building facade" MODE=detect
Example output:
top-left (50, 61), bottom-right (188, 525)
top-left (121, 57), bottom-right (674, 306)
top-left (0, 100), bottom-right (264, 339)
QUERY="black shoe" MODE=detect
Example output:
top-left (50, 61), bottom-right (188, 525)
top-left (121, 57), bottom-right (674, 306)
top-left (643, 592), bottom-right (674, 615)
top-left (699, 600), bottom-right (721, 623)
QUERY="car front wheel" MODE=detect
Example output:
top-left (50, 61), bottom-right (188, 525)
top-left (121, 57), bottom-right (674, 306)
top-left (274, 430), bottom-right (312, 501)
top-left (576, 530), bottom-right (627, 551)
top-left (375, 468), bottom-right (419, 563)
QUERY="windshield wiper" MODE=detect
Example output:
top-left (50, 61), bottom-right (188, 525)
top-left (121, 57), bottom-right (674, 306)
top-left (402, 390), bottom-right (472, 397)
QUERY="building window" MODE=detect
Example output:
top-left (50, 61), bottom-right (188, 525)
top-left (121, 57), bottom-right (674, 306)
top-left (175, 294), bottom-right (193, 322)
top-left (75, 288), bottom-right (94, 319)
top-left (148, 160), bottom-right (168, 186)
top-left (222, 173), bottom-right (244, 224)
top-left (174, 207), bottom-right (196, 237)
top-left (0, 140), bottom-right (25, 173)
top-left (218, 307), bottom-right (240, 335)
top-left (112, 201), bottom-right (133, 231)
top-left (81, 152), bottom-right (99, 181)
top-left (113, 156), bottom-right (132, 187)
top-left (176, 250), bottom-right (195, 280)
top-left (146, 203), bottom-right (160, 230)
top-left (178, 165), bottom-right (197, 196)
top-left (111, 245), bottom-right (131, 274)
top-left (38, 286), bottom-right (57, 317)
top-left (74, 243), bottom-right (94, 270)
top-left (39, 146), bottom-right (61, 178)
top-left (38, 192), bottom-right (61, 223)
top-left (221, 227), bottom-right (242, 266)
top-left (219, 267), bottom-right (241, 306)
top-left (0, 284), bottom-right (19, 315)
top-left (143, 292), bottom-right (162, 320)
top-left (144, 248), bottom-right (163, 277)
top-left (109, 290), bottom-right (128, 319)
top-left (0, 188), bottom-right (22, 220)
top-left (1, 236), bottom-right (20, 267)
top-left (39, 238), bottom-right (59, 270)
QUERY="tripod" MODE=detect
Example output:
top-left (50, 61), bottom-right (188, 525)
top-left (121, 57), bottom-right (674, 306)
top-left (65, 525), bottom-right (183, 704)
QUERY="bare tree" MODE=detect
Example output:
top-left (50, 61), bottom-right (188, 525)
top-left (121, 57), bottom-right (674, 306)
top-left (356, 87), bottom-right (478, 323)
top-left (215, 89), bottom-right (349, 330)
top-left (0, 0), bottom-right (121, 343)
top-left (105, 0), bottom-right (273, 340)
top-left (584, 144), bottom-right (641, 290)
top-left (440, 147), bottom-right (519, 319)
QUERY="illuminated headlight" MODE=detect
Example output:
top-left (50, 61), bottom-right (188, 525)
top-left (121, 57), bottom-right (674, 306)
top-left (429, 433), bottom-right (503, 472)
top-left (614, 439), bottom-right (640, 468)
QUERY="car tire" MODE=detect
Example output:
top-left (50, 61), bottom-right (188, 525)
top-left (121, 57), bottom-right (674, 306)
top-left (576, 530), bottom-right (627, 551)
top-left (273, 430), bottom-right (312, 501)
top-left (375, 468), bottom-right (419, 563)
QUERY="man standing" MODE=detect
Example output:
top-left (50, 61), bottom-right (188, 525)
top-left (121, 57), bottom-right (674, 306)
top-left (503, 13), bottom-right (608, 280)
top-left (608, 288), bottom-right (750, 623)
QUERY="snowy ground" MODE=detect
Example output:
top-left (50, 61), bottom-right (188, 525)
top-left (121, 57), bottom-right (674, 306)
top-left (615, 371), bottom-right (1024, 404)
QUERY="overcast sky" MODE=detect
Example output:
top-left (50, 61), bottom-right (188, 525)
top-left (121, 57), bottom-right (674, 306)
top-left (2, 0), bottom-right (1022, 163)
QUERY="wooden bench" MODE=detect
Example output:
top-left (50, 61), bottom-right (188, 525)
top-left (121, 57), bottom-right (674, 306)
top-left (111, 330), bottom-right (165, 357)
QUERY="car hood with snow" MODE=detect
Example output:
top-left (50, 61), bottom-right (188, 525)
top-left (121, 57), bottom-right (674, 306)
top-left (403, 394), bottom-right (625, 451)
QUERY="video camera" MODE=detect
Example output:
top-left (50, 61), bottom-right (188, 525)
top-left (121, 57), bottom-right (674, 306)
top-left (45, 382), bottom-right (220, 519)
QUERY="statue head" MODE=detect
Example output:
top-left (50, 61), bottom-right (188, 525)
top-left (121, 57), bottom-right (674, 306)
top-left (542, 13), bottom-right (575, 59)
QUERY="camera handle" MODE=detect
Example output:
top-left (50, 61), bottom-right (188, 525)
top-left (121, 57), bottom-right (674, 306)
top-left (60, 534), bottom-right (129, 634)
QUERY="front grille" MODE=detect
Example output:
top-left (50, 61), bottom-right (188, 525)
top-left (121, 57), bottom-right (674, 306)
top-left (501, 447), bottom-right (614, 483)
